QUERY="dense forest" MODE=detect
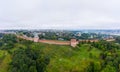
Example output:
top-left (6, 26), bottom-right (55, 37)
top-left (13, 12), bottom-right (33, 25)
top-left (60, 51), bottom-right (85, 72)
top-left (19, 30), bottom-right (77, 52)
top-left (0, 34), bottom-right (120, 72)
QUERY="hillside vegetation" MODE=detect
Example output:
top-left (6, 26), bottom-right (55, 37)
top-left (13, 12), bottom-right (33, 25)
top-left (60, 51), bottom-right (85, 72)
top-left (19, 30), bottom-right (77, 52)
top-left (0, 34), bottom-right (120, 72)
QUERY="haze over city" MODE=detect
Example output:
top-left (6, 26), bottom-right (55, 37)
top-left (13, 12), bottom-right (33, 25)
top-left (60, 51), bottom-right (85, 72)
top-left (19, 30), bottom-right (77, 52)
top-left (0, 0), bottom-right (120, 30)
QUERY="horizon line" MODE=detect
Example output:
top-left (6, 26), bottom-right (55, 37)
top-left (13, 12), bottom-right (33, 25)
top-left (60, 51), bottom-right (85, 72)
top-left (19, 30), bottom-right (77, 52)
top-left (0, 28), bottom-right (120, 31)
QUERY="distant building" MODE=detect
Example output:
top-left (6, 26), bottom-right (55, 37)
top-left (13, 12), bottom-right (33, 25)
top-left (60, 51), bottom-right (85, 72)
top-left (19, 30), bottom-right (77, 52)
top-left (75, 32), bottom-right (81, 37)
top-left (58, 38), bottom-right (64, 41)
top-left (70, 39), bottom-right (78, 47)
top-left (90, 35), bottom-right (93, 38)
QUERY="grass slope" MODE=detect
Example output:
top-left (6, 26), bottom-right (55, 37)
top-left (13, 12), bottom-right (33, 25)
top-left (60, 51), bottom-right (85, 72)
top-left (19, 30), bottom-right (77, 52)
top-left (0, 42), bottom-right (101, 72)
top-left (30, 43), bottom-right (101, 72)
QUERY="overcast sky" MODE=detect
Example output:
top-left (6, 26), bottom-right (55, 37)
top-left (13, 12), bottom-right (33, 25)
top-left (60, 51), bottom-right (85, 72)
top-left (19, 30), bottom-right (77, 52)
top-left (0, 0), bottom-right (120, 30)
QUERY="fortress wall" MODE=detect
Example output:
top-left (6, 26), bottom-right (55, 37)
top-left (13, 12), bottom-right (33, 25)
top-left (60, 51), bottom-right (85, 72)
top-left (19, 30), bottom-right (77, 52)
top-left (17, 35), bottom-right (114, 47)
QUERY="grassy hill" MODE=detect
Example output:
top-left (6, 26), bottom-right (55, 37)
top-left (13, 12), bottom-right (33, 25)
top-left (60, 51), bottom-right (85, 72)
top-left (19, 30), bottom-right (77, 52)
top-left (0, 41), bottom-right (102, 72)
top-left (0, 40), bottom-right (101, 72)
top-left (0, 34), bottom-right (119, 72)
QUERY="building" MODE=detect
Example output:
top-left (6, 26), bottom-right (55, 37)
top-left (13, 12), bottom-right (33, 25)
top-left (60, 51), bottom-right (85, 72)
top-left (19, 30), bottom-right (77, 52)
top-left (34, 33), bottom-right (39, 42)
top-left (70, 39), bottom-right (78, 47)
top-left (34, 37), bottom-right (39, 42)
top-left (76, 32), bottom-right (81, 37)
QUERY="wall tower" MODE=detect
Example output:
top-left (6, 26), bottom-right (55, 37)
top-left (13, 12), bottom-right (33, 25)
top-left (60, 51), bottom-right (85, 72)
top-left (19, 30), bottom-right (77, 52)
top-left (70, 39), bottom-right (78, 47)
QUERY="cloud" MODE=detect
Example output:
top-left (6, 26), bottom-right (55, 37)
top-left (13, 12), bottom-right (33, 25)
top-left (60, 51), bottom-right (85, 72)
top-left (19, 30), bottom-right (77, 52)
top-left (0, 0), bottom-right (120, 29)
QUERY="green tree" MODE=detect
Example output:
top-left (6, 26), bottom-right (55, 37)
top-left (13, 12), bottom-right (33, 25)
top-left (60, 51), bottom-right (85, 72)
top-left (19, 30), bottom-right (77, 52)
top-left (29, 66), bottom-right (37, 72)
top-left (101, 65), bottom-right (116, 72)
top-left (9, 48), bottom-right (50, 72)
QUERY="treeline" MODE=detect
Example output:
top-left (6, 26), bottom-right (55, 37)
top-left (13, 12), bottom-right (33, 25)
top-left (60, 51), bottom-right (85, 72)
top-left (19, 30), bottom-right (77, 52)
top-left (78, 40), bottom-right (120, 72)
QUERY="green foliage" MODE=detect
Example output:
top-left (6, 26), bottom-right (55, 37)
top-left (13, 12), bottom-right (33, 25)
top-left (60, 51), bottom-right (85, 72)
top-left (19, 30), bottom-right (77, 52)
top-left (2, 34), bottom-right (17, 43)
top-left (0, 33), bottom-right (4, 38)
top-left (78, 40), bottom-right (120, 72)
top-left (115, 36), bottom-right (120, 43)
top-left (0, 33), bottom-right (120, 72)
top-left (9, 48), bottom-right (50, 72)
top-left (101, 65), bottom-right (116, 72)
top-left (38, 32), bottom-right (73, 40)
top-left (0, 34), bottom-right (18, 50)
top-left (22, 31), bottom-right (34, 38)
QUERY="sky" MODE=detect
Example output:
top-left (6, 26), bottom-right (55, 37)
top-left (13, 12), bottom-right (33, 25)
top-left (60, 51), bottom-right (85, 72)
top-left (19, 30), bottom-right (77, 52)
top-left (0, 0), bottom-right (120, 30)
